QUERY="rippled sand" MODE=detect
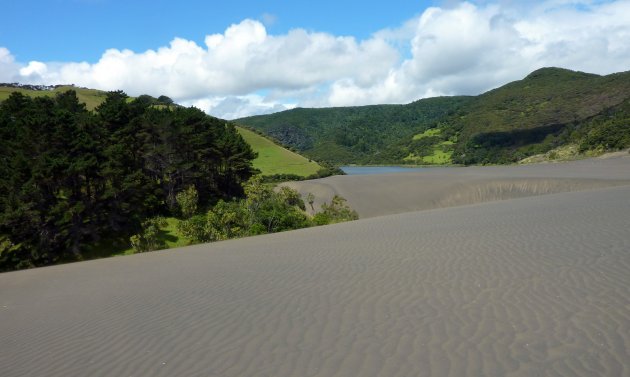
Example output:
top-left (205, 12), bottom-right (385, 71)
top-left (284, 154), bottom-right (630, 218)
top-left (1, 156), bottom-right (630, 376)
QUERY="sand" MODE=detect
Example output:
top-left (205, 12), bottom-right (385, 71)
top-left (284, 154), bottom-right (630, 218)
top-left (1, 155), bottom-right (630, 376)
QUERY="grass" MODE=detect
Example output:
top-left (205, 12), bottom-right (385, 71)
top-left (0, 86), bottom-right (108, 110)
top-left (405, 139), bottom-right (454, 164)
top-left (0, 86), bottom-right (53, 101)
top-left (421, 147), bottom-right (453, 164)
top-left (161, 217), bottom-right (191, 248)
top-left (54, 86), bottom-right (108, 110)
top-left (412, 128), bottom-right (442, 140)
top-left (236, 126), bottom-right (323, 176)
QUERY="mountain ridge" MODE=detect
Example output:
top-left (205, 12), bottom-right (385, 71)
top-left (236, 67), bottom-right (630, 165)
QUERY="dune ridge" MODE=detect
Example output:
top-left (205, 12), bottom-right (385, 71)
top-left (2, 156), bottom-right (630, 376)
top-left (284, 155), bottom-right (630, 218)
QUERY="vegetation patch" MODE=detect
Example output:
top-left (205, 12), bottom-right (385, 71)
top-left (421, 147), bottom-right (453, 164)
top-left (0, 90), bottom-right (257, 271)
top-left (0, 85), bottom-right (107, 110)
top-left (412, 128), bottom-right (442, 140)
top-left (236, 126), bottom-right (322, 177)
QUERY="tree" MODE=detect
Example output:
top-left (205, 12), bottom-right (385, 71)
top-left (157, 95), bottom-right (174, 105)
top-left (130, 217), bottom-right (167, 253)
top-left (213, 123), bottom-right (258, 198)
top-left (0, 89), bottom-right (259, 270)
top-left (312, 195), bottom-right (358, 225)
top-left (176, 185), bottom-right (199, 219)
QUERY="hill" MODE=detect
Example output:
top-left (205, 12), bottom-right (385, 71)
top-left (236, 67), bottom-right (630, 165)
top-left (235, 126), bottom-right (323, 176)
top-left (236, 96), bottom-right (472, 164)
top-left (0, 84), bottom-right (108, 110)
top-left (0, 84), bottom-right (324, 176)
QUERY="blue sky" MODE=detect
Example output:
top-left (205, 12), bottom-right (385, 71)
top-left (1, 0), bottom-right (629, 119)
top-left (2, 0), bottom-right (433, 62)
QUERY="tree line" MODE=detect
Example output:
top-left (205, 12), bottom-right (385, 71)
top-left (0, 90), bottom-right (257, 270)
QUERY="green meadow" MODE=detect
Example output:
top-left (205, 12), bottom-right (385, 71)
top-left (0, 86), bottom-right (108, 110)
top-left (236, 126), bottom-right (323, 176)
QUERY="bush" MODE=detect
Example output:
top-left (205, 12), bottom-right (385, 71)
top-left (313, 195), bottom-right (359, 225)
top-left (130, 217), bottom-right (167, 253)
top-left (176, 185), bottom-right (199, 219)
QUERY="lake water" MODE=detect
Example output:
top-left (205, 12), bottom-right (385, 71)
top-left (341, 166), bottom-right (429, 175)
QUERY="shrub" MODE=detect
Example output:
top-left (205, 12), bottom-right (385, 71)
top-left (176, 185), bottom-right (199, 219)
top-left (130, 217), bottom-right (167, 253)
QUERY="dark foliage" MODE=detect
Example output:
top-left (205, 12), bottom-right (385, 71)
top-left (0, 90), bottom-right (256, 271)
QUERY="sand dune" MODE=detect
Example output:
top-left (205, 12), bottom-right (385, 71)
top-left (2, 156), bottom-right (630, 376)
top-left (284, 154), bottom-right (630, 218)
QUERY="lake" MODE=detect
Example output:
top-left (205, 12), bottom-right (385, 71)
top-left (340, 166), bottom-right (429, 175)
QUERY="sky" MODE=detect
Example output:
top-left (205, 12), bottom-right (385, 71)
top-left (1, 0), bottom-right (629, 119)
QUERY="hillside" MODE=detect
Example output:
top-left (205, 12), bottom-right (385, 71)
top-left (235, 126), bottom-right (323, 176)
top-left (236, 68), bottom-right (630, 165)
top-left (0, 84), bottom-right (108, 110)
top-left (0, 84), bottom-right (324, 176)
top-left (236, 96), bottom-right (472, 164)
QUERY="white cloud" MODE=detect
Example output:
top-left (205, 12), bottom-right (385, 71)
top-left (0, 48), bottom-right (21, 82)
top-left (324, 0), bottom-right (630, 107)
top-left (183, 94), bottom-right (294, 120)
top-left (5, 19), bottom-right (397, 112)
top-left (2, 1), bottom-right (630, 118)
top-left (19, 61), bottom-right (48, 78)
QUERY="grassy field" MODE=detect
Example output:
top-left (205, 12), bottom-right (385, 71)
top-left (419, 144), bottom-right (453, 164)
top-left (406, 129), bottom-right (454, 164)
top-left (0, 86), bottom-right (108, 110)
top-left (236, 126), bottom-right (323, 176)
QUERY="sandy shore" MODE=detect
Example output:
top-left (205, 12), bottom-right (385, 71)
top-left (284, 154), bottom-right (630, 218)
top-left (2, 156), bottom-right (630, 376)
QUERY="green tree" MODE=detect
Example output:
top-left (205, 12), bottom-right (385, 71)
top-left (130, 217), bottom-right (167, 253)
top-left (206, 200), bottom-right (248, 240)
top-left (306, 192), bottom-right (315, 211)
top-left (176, 185), bottom-right (199, 219)
top-left (0, 89), bottom-right (259, 270)
top-left (312, 195), bottom-right (359, 225)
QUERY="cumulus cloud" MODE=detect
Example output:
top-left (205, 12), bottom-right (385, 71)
top-left (0, 47), bottom-right (21, 82)
top-left (2, 0), bottom-right (630, 118)
top-left (183, 94), bottom-right (293, 120)
top-left (323, 0), bottom-right (630, 107)
top-left (4, 19), bottom-right (396, 110)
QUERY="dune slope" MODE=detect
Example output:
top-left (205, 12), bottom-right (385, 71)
top-left (0, 187), bottom-right (630, 376)
top-left (1, 181), bottom-right (630, 376)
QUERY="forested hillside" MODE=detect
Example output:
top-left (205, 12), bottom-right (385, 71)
top-left (0, 91), bottom-right (256, 270)
top-left (237, 96), bottom-right (472, 164)
top-left (0, 84), bottom-right (333, 178)
top-left (237, 68), bottom-right (630, 165)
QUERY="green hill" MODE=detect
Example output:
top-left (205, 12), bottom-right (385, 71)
top-left (0, 84), bottom-right (324, 176)
top-left (236, 67), bottom-right (630, 165)
top-left (236, 96), bottom-right (472, 164)
top-left (0, 85), bottom-right (107, 110)
top-left (236, 126), bottom-right (323, 176)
